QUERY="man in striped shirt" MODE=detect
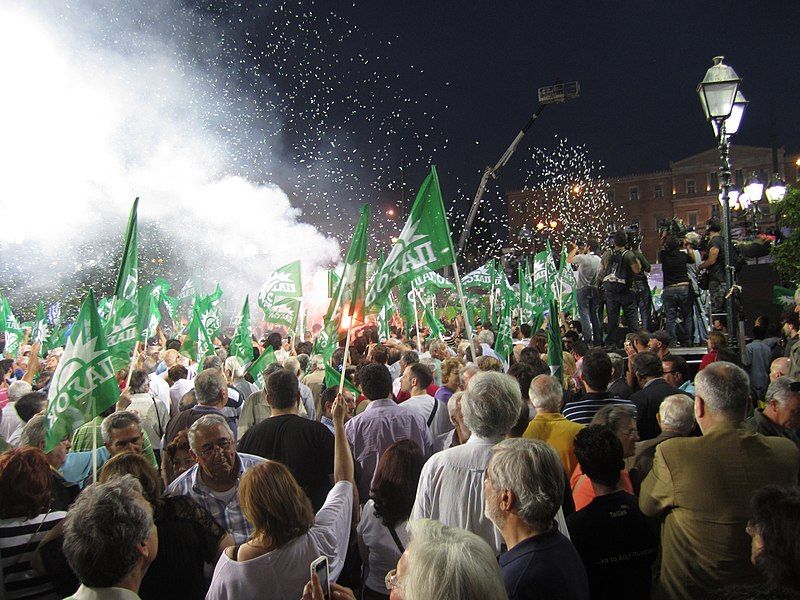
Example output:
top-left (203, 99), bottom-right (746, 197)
top-left (562, 349), bottom-right (636, 425)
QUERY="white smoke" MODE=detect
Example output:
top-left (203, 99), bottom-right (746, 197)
top-left (0, 2), bottom-right (340, 320)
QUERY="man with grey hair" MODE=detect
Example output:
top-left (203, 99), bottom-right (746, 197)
top-left (0, 379), bottom-right (32, 443)
top-left (606, 353), bottom-right (633, 399)
top-left (477, 328), bottom-right (504, 365)
top-left (640, 361), bottom-right (800, 599)
top-left (485, 438), bottom-right (589, 600)
top-left (523, 374), bottom-right (585, 476)
top-left (413, 371), bottom-right (567, 552)
top-left (62, 476), bottom-right (157, 599)
top-left (284, 356), bottom-right (315, 419)
top-left (164, 368), bottom-right (236, 446)
top-left (431, 390), bottom-right (470, 452)
top-left (125, 369), bottom-right (169, 453)
top-left (747, 376), bottom-right (800, 446)
top-left (302, 353), bottom-right (326, 404)
top-left (630, 393), bottom-right (695, 494)
top-left (167, 414), bottom-right (264, 544)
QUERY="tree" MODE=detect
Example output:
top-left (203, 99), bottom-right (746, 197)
top-left (772, 186), bottom-right (800, 286)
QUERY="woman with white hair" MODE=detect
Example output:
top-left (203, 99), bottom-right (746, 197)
top-left (385, 519), bottom-right (508, 600)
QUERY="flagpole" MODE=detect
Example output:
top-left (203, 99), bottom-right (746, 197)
top-left (338, 317), bottom-right (354, 395)
top-left (91, 396), bottom-right (97, 484)
top-left (410, 282), bottom-right (422, 352)
top-left (451, 261), bottom-right (476, 355)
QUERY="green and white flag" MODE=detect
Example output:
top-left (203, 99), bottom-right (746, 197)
top-left (324, 364), bottom-right (359, 396)
top-left (229, 296), bottom-right (253, 365)
top-left (96, 297), bottom-right (113, 321)
top-left (247, 347), bottom-right (276, 388)
top-left (547, 297), bottom-right (563, 379)
top-left (774, 285), bottom-right (796, 307)
top-left (181, 305), bottom-right (215, 367)
top-left (461, 262), bottom-right (494, 289)
top-left (32, 301), bottom-right (49, 348)
top-left (177, 279), bottom-right (196, 302)
top-left (263, 297), bottom-right (301, 330)
top-left (44, 290), bottom-right (119, 452)
top-left (495, 297), bottom-right (514, 363)
top-left (152, 278), bottom-right (172, 304)
top-left (377, 299), bottom-right (392, 342)
top-left (366, 167), bottom-right (456, 312)
top-left (137, 285), bottom-right (161, 341)
top-left (559, 245), bottom-right (578, 315)
top-left (195, 285), bottom-right (223, 340)
top-left (422, 299), bottom-right (446, 339)
top-left (315, 205), bottom-right (371, 361)
top-left (327, 269), bottom-right (342, 299)
top-left (258, 260), bottom-right (303, 311)
top-left (0, 296), bottom-right (23, 356)
top-left (105, 199), bottom-right (140, 369)
top-left (411, 267), bottom-right (455, 292)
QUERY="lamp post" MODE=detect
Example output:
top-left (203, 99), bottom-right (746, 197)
top-left (697, 56), bottom-right (743, 354)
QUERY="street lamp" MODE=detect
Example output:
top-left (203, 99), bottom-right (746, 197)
top-left (697, 55), bottom-right (743, 354)
top-left (765, 174), bottom-right (787, 203)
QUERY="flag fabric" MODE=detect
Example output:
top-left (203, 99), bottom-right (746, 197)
top-left (366, 167), bottom-right (455, 312)
top-left (460, 261), bottom-right (494, 290)
top-left (315, 205), bottom-right (371, 361)
top-left (247, 347), bottom-right (276, 388)
top-left (774, 286), bottom-right (796, 306)
top-left (105, 199), bottom-right (140, 370)
top-left (177, 279), bottom-right (196, 302)
top-left (181, 305), bottom-right (215, 368)
top-left (137, 286), bottom-right (161, 342)
top-left (495, 296), bottom-right (514, 362)
top-left (96, 297), bottom-right (113, 321)
top-left (46, 302), bottom-right (62, 328)
top-left (377, 299), bottom-right (392, 342)
top-left (163, 294), bottom-right (180, 327)
top-left (32, 301), bottom-right (49, 348)
top-left (195, 285), bottom-right (223, 340)
top-left (327, 269), bottom-right (341, 299)
top-left (229, 296), bottom-right (253, 364)
top-left (411, 267), bottom-right (455, 292)
top-left (44, 290), bottom-right (119, 452)
top-left (324, 364), bottom-right (359, 396)
top-left (263, 297), bottom-right (301, 330)
top-left (258, 260), bottom-right (303, 312)
top-left (43, 324), bottom-right (70, 356)
top-left (422, 298), bottom-right (446, 339)
top-left (547, 297), bottom-right (563, 379)
top-left (0, 297), bottom-right (23, 356)
top-left (559, 245), bottom-right (578, 315)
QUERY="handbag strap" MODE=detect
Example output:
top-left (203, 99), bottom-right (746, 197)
top-left (387, 524), bottom-right (405, 554)
top-left (427, 397), bottom-right (438, 427)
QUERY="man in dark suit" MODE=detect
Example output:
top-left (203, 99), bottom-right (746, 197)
top-left (639, 361), bottom-right (799, 600)
top-left (629, 352), bottom-right (682, 440)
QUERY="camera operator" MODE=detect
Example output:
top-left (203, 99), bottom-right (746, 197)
top-left (567, 238), bottom-right (602, 345)
top-left (627, 231), bottom-right (652, 332)
top-left (698, 218), bottom-right (725, 316)
top-left (599, 230), bottom-right (642, 346)
top-left (659, 232), bottom-right (694, 346)
top-left (685, 232), bottom-right (708, 345)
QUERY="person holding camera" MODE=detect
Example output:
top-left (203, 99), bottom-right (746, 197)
top-left (659, 234), bottom-right (694, 346)
top-left (698, 219), bottom-right (726, 316)
top-left (600, 231), bottom-right (642, 346)
top-left (567, 238), bottom-right (603, 345)
top-left (627, 236), bottom-right (652, 332)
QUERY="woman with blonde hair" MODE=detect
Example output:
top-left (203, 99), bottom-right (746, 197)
top-left (206, 395), bottom-right (356, 599)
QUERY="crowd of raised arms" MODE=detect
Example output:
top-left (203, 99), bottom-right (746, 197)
top-left (1, 273), bottom-right (800, 600)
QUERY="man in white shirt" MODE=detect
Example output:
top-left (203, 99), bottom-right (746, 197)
top-left (399, 363), bottom-right (452, 438)
top-left (0, 380), bottom-right (32, 443)
top-left (413, 371), bottom-right (568, 553)
top-left (126, 369), bottom-right (170, 452)
top-left (391, 350), bottom-right (419, 398)
top-left (567, 239), bottom-right (603, 345)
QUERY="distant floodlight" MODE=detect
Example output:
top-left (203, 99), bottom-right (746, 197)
top-left (538, 81), bottom-right (580, 104)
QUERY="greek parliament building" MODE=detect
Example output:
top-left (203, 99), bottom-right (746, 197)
top-left (507, 145), bottom-right (800, 261)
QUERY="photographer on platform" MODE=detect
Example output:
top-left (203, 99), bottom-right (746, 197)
top-left (659, 233), bottom-right (694, 346)
top-left (600, 231), bottom-right (642, 346)
top-left (627, 228), bottom-right (652, 332)
top-left (698, 218), bottom-right (726, 316)
top-left (567, 238), bottom-right (603, 345)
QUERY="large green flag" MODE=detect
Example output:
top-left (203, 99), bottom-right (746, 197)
top-left (229, 296), bottom-right (253, 364)
top-left (495, 296), bottom-right (514, 362)
top-left (559, 245), bottom-right (578, 316)
top-left (181, 305), bottom-right (215, 367)
top-left (263, 297), bottom-right (301, 330)
top-left (774, 285), bottom-right (796, 307)
top-left (315, 205), bottom-right (371, 361)
top-left (258, 260), bottom-right (303, 312)
top-left (44, 291), bottom-right (119, 452)
top-left (411, 267), bottom-right (455, 292)
top-left (324, 364), bottom-right (359, 396)
top-left (377, 299), bottom-right (392, 342)
top-left (96, 297), bottom-right (113, 321)
top-left (0, 297), bottom-right (23, 356)
top-left (247, 347), bottom-right (276, 388)
top-left (105, 199), bottom-right (140, 369)
top-left (137, 285), bottom-right (161, 342)
top-left (327, 269), bottom-right (341, 299)
top-left (195, 285), bottom-right (223, 340)
top-left (422, 296), bottom-right (446, 339)
top-left (366, 167), bottom-right (455, 312)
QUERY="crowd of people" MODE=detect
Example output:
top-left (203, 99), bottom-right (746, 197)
top-left (2, 240), bottom-right (800, 599)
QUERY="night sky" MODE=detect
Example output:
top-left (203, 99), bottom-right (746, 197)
top-left (178, 0), bottom-right (800, 237)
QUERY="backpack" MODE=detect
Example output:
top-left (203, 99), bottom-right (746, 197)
top-left (602, 249), bottom-right (632, 292)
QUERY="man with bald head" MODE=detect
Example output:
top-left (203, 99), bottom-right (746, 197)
top-left (640, 361), bottom-right (799, 599)
top-left (770, 357), bottom-right (790, 382)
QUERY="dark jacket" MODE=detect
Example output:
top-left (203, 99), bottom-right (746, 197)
top-left (630, 378), bottom-right (683, 441)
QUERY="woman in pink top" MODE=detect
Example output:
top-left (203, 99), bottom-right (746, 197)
top-left (570, 404), bottom-right (638, 510)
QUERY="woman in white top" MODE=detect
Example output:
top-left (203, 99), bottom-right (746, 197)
top-left (206, 393), bottom-right (356, 600)
top-left (125, 369), bottom-right (169, 451)
top-left (357, 440), bottom-right (425, 600)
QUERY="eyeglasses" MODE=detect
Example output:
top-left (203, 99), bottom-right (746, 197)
top-left (385, 569), bottom-right (402, 592)
top-left (198, 439), bottom-right (232, 457)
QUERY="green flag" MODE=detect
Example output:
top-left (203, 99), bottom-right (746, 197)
top-left (327, 269), bottom-right (341, 299)
top-left (460, 261), bottom-right (494, 289)
top-left (105, 199), bottom-right (140, 369)
top-left (366, 167), bottom-right (455, 311)
top-left (96, 297), bottom-right (113, 321)
top-left (422, 297), bottom-right (446, 339)
top-left (547, 297), bottom-right (563, 379)
top-left (258, 260), bottom-right (303, 312)
top-left (377, 299), bottom-right (392, 342)
top-left (32, 301), bottom-right (49, 349)
top-left (247, 347), bottom-right (276, 388)
top-left (152, 278), bottom-right (172, 304)
top-left (559, 245), bottom-right (578, 315)
top-left (411, 267), bottom-right (455, 292)
top-left (181, 305), bottom-right (215, 367)
top-left (263, 297), bottom-right (301, 330)
top-left (0, 297), bottom-right (23, 356)
top-left (163, 294), bottom-right (180, 327)
top-left (315, 205), bottom-right (371, 361)
top-left (774, 285), bottom-right (796, 307)
top-left (137, 285), bottom-right (161, 342)
top-left (229, 296), bottom-right (253, 364)
top-left (177, 279), bottom-right (196, 302)
top-left (44, 290), bottom-right (119, 452)
top-left (325, 364), bottom-right (359, 396)
top-left (195, 285), bottom-right (223, 340)
top-left (495, 296), bottom-right (514, 362)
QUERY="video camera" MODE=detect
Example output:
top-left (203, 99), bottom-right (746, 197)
top-left (658, 217), bottom-right (688, 240)
top-left (623, 223), bottom-right (641, 250)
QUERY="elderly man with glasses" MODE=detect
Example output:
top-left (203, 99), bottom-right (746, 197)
top-left (747, 377), bottom-right (800, 447)
top-left (166, 414), bottom-right (265, 544)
